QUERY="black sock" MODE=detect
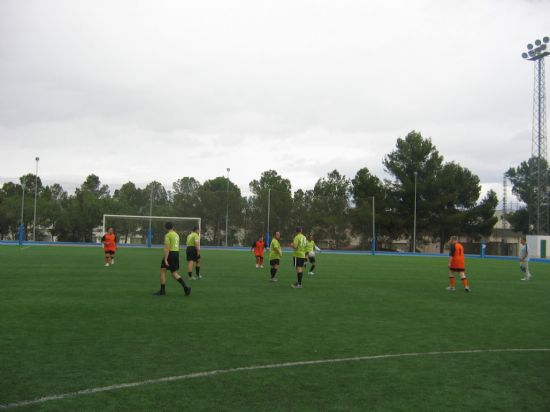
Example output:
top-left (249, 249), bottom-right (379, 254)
top-left (160, 284), bottom-right (166, 292)
top-left (270, 268), bottom-right (276, 278)
top-left (298, 272), bottom-right (303, 285)
top-left (177, 277), bottom-right (187, 288)
top-left (196, 266), bottom-right (201, 276)
top-left (188, 272), bottom-right (192, 278)
top-left (310, 264), bottom-right (316, 271)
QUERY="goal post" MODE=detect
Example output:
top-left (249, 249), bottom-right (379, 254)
top-left (102, 214), bottom-right (201, 248)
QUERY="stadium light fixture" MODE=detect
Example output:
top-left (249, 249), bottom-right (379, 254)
top-left (521, 37), bottom-right (550, 61)
top-left (32, 157), bottom-right (39, 241)
top-left (225, 168), bottom-right (230, 247)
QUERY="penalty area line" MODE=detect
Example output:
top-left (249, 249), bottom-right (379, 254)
top-left (1, 348), bottom-right (549, 410)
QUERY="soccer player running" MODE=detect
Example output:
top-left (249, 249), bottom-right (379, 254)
top-left (519, 237), bottom-right (532, 281)
top-left (186, 226), bottom-right (201, 280)
top-left (269, 231), bottom-right (282, 282)
top-left (101, 226), bottom-right (117, 267)
top-left (153, 222), bottom-right (191, 296)
top-left (305, 233), bottom-right (321, 275)
top-left (447, 236), bottom-right (470, 292)
top-left (291, 226), bottom-right (307, 289)
top-left (251, 235), bottom-right (266, 268)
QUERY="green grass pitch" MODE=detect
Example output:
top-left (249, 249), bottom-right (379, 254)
top-left (0, 245), bottom-right (549, 411)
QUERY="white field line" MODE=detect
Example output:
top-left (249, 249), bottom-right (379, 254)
top-left (1, 348), bottom-right (548, 410)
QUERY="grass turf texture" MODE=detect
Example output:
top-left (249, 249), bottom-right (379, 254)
top-left (0, 246), bottom-right (549, 412)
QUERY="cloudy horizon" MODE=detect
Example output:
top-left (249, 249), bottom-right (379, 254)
top-left (1, 0), bottom-right (549, 204)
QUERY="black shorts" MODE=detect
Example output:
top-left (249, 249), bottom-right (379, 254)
top-left (308, 255), bottom-right (316, 263)
top-left (104, 250), bottom-right (115, 256)
top-left (293, 257), bottom-right (306, 268)
top-left (186, 246), bottom-right (200, 262)
top-left (270, 259), bottom-right (280, 266)
top-left (161, 251), bottom-right (180, 272)
top-left (449, 267), bottom-right (465, 272)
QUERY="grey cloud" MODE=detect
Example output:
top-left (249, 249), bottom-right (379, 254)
top-left (0, 0), bottom-right (549, 199)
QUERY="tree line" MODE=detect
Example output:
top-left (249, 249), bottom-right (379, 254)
top-left (505, 157), bottom-right (550, 235)
top-left (0, 131), bottom-right (502, 250)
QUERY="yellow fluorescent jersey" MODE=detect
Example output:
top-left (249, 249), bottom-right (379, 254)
top-left (293, 233), bottom-right (307, 258)
top-left (269, 238), bottom-right (282, 260)
top-left (186, 232), bottom-right (200, 247)
top-left (305, 240), bottom-right (316, 253)
top-left (165, 231), bottom-right (180, 252)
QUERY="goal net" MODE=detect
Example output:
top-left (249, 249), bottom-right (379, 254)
top-left (102, 214), bottom-right (201, 247)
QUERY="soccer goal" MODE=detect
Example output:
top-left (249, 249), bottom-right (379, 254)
top-left (102, 214), bottom-right (201, 248)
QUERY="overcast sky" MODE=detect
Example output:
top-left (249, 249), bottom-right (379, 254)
top-left (0, 0), bottom-right (548, 203)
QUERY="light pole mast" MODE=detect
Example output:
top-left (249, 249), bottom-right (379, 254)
top-left (19, 182), bottom-right (26, 245)
top-left (413, 171), bottom-right (417, 253)
top-left (522, 36), bottom-right (550, 234)
top-left (32, 157), bottom-right (39, 241)
top-left (148, 185), bottom-right (153, 248)
top-left (225, 168), bottom-right (230, 246)
top-left (267, 188), bottom-right (271, 242)
top-left (371, 196), bottom-right (375, 255)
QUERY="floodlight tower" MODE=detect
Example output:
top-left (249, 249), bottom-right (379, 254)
top-left (522, 36), bottom-right (550, 235)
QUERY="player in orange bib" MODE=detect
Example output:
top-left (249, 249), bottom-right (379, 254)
top-left (101, 227), bottom-right (117, 267)
top-left (447, 236), bottom-right (470, 292)
top-left (251, 235), bottom-right (266, 268)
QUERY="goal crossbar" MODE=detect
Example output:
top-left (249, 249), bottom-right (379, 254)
top-left (103, 214), bottom-right (201, 223)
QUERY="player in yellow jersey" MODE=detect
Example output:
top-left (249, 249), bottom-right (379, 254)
top-left (268, 231), bottom-right (282, 282)
top-left (290, 226), bottom-right (307, 289)
top-left (186, 226), bottom-right (201, 280)
top-left (304, 233), bottom-right (321, 275)
top-left (153, 222), bottom-right (191, 296)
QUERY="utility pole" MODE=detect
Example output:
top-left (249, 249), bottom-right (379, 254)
top-left (32, 157), bottom-right (39, 241)
top-left (371, 196), bottom-right (376, 255)
top-left (267, 188), bottom-right (271, 243)
top-left (19, 182), bottom-right (26, 245)
top-left (148, 185), bottom-right (153, 247)
top-left (225, 168), bottom-right (230, 246)
top-left (413, 171), bottom-right (417, 253)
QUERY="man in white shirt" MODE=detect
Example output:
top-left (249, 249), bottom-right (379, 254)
top-left (519, 237), bottom-right (532, 281)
